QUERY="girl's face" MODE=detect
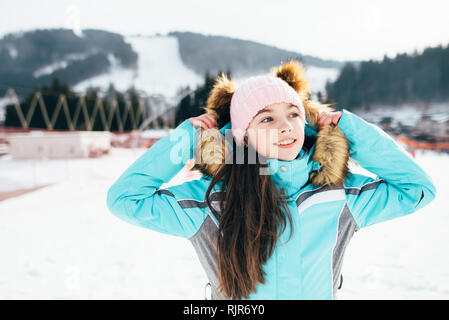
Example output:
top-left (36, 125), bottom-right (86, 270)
top-left (245, 102), bottom-right (305, 161)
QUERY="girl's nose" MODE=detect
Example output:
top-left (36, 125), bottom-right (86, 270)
top-left (279, 119), bottom-right (293, 133)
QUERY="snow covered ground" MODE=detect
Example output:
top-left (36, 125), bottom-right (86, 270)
top-left (340, 150), bottom-right (449, 299)
top-left (0, 147), bottom-right (447, 300)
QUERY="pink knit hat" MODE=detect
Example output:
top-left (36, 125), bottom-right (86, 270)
top-left (230, 75), bottom-right (306, 146)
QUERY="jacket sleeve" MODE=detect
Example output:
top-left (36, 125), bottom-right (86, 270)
top-left (106, 119), bottom-right (206, 239)
top-left (338, 109), bottom-right (437, 229)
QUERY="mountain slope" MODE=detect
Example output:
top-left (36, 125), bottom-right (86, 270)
top-left (169, 31), bottom-right (344, 77)
top-left (0, 29), bottom-right (342, 100)
top-left (74, 34), bottom-right (340, 99)
top-left (73, 36), bottom-right (204, 99)
top-left (0, 29), bottom-right (138, 97)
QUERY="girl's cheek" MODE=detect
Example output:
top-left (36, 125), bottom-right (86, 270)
top-left (260, 136), bottom-right (272, 155)
top-left (256, 130), bottom-right (271, 147)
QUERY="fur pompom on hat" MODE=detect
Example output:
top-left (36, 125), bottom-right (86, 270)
top-left (194, 59), bottom-right (350, 187)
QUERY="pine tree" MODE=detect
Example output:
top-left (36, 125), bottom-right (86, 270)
top-left (325, 43), bottom-right (449, 110)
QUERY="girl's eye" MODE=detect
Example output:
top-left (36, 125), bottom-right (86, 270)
top-left (261, 113), bottom-right (298, 123)
top-left (261, 117), bottom-right (272, 123)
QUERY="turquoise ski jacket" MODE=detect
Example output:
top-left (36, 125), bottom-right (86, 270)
top-left (106, 109), bottom-right (436, 300)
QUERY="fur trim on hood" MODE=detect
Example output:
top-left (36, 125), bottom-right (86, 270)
top-left (192, 60), bottom-right (350, 187)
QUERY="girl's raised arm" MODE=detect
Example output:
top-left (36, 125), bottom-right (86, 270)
top-left (336, 109), bottom-right (436, 229)
top-left (106, 115), bottom-right (215, 238)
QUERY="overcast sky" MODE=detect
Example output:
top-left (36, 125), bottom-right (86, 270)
top-left (1, 0), bottom-right (449, 62)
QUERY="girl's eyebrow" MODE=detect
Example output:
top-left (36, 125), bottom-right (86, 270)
top-left (255, 103), bottom-right (297, 117)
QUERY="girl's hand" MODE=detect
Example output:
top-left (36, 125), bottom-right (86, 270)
top-left (317, 111), bottom-right (342, 130)
top-left (188, 113), bottom-right (217, 130)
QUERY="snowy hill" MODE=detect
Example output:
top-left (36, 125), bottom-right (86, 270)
top-left (73, 36), bottom-right (204, 99)
top-left (0, 29), bottom-right (138, 97)
top-left (73, 35), bottom-right (340, 99)
top-left (0, 29), bottom-right (342, 100)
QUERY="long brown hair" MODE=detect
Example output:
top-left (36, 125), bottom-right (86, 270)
top-left (204, 138), bottom-right (294, 299)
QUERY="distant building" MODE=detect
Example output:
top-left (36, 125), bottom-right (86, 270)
top-left (111, 129), bottom-right (169, 148)
top-left (418, 113), bottom-right (449, 140)
top-left (6, 131), bottom-right (111, 159)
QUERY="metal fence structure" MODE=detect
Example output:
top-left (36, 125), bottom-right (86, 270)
top-left (0, 88), bottom-right (181, 132)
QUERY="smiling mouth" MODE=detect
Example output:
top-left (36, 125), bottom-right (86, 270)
top-left (274, 138), bottom-right (297, 147)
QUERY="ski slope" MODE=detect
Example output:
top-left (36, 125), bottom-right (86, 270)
top-left (0, 147), bottom-right (447, 299)
top-left (73, 35), bottom-right (205, 98)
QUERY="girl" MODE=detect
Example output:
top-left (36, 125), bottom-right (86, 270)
top-left (107, 60), bottom-right (436, 300)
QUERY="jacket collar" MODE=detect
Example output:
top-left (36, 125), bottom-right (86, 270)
top-left (266, 143), bottom-right (321, 199)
